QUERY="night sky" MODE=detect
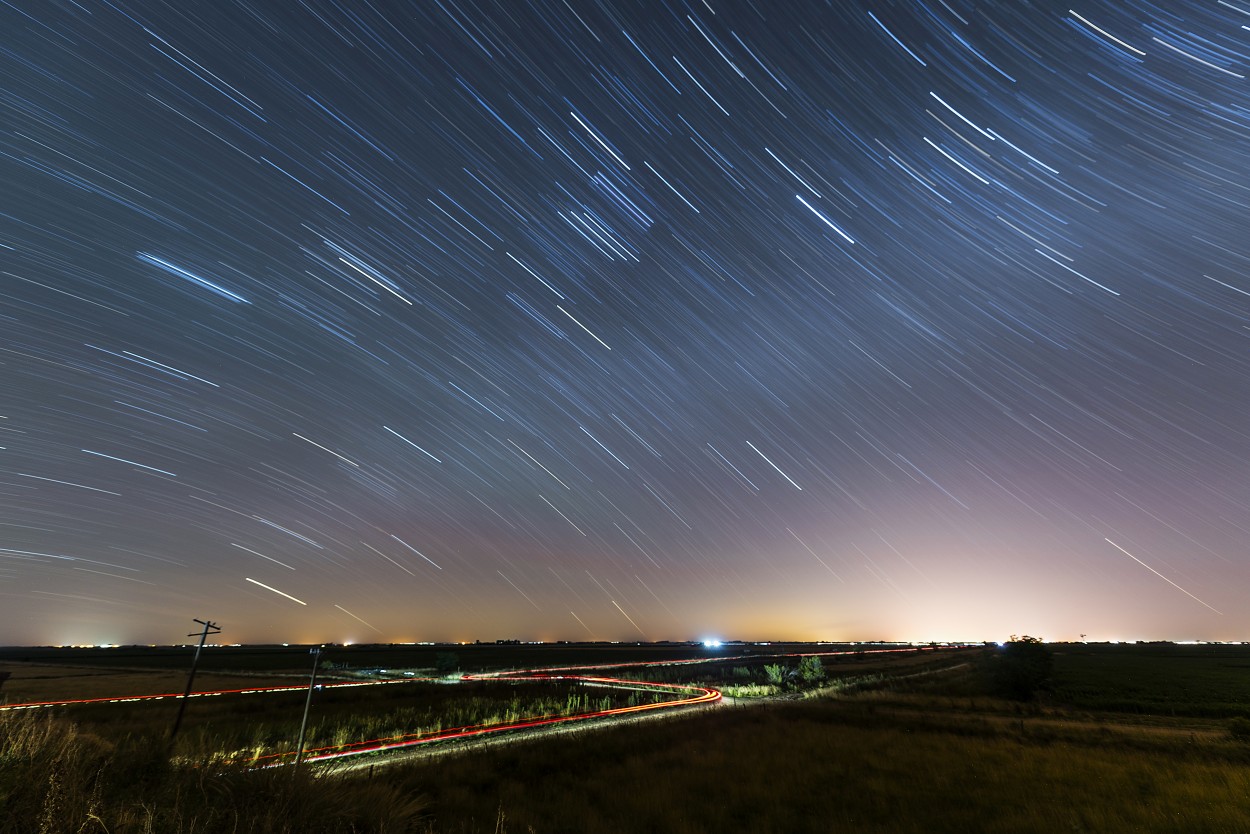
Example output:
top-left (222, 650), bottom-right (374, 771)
top-left (4, 1), bottom-right (1249, 647)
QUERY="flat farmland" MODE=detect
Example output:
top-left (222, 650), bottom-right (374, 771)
top-left (0, 641), bottom-right (915, 705)
top-left (0, 640), bottom-right (882, 676)
top-left (0, 642), bottom-right (713, 706)
top-left (1049, 642), bottom-right (1250, 717)
top-left (0, 661), bottom-right (308, 703)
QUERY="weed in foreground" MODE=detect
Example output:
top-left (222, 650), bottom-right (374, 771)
top-left (0, 710), bottom-right (429, 833)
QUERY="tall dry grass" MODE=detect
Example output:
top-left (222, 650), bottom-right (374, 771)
top-left (405, 698), bottom-right (1250, 833)
top-left (0, 710), bottom-right (428, 833)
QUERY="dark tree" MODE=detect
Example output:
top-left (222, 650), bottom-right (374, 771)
top-left (435, 651), bottom-right (460, 673)
top-left (991, 635), bottom-right (1053, 700)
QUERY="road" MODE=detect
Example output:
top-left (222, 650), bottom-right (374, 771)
top-left (1, 646), bottom-right (953, 765)
top-left (272, 671), bottom-right (721, 766)
top-left (280, 647), bottom-right (933, 765)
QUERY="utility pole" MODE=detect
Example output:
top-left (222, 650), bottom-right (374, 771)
top-left (170, 618), bottom-right (220, 742)
top-left (293, 645), bottom-right (323, 773)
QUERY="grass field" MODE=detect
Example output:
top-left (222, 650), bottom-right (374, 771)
top-left (406, 647), bottom-right (1250, 832)
top-left (4, 643), bottom-right (1250, 832)
top-left (0, 661), bottom-right (307, 703)
top-left (1049, 643), bottom-right (1250, 717)
top-left (411, 696), bottom-right (1250, 833)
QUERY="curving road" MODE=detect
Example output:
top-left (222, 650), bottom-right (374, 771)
top-left (2, 646), bottom-right (951, 765)
top-left (263, 671), bottom-right (721, 766)
top-left (283, 647), bottom-right (931, 765)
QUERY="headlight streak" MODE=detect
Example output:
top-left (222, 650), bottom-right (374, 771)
top-left (0, 677), bottom-right (430, 711)
top-left (268, 672), bottom-right (721, 766)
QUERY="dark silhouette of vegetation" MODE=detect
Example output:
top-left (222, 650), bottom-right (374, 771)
top-left (990, 635), bottom-right (1053, 700)
top-left (757, 657), bottom-right (825, 690)
top-left (1048, 642), bottom-right (1250, 717)
top-left (434, 652), bottom-right (460, 673)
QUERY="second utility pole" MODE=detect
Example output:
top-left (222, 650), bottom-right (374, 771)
top-left (293, 645), bottom-right (323, 773)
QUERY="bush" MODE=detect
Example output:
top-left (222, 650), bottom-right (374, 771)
top-left (991, 636), bottom-right (1053, 701)
top-left (721, 683), bottom-right (779, 698)
top-left (798, 656), bottom-right (825, 683)
top-left (1228, 717), bottom-right (1250, 742)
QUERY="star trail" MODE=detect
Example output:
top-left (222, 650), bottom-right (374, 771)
top-left (3, 1), bottom-right (1250, 646)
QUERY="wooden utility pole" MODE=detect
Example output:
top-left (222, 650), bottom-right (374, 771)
top-left (170, 618), bottom-right (220, 742)
top-left (293, 645), bottom-right (323, 773)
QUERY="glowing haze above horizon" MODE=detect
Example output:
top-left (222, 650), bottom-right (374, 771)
top-left (3, 0), bottom-right (1249, 648)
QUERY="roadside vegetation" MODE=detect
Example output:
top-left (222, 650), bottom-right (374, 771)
top-left (13, 677), bottom-right (646, 765)
top-left (0, 676), bottom-right (653, 832)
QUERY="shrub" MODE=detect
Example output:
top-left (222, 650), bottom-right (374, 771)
top-left (990, 636), bottom-right (1053, 701)
top-left (721, 683), bottom-right (779, 698)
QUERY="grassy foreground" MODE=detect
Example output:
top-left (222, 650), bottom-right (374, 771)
top-left (11, 694), bottom-right (1248, 833)
top-left (412, 695), bottom-right (1250, 833)
top-left (5, 646), bottom-right (1250, 832)
top-left (0, 709), bottom-right (430, 833)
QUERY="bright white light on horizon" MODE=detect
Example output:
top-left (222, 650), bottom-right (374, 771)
top-left (702, 638), bottom-right (722, 648)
